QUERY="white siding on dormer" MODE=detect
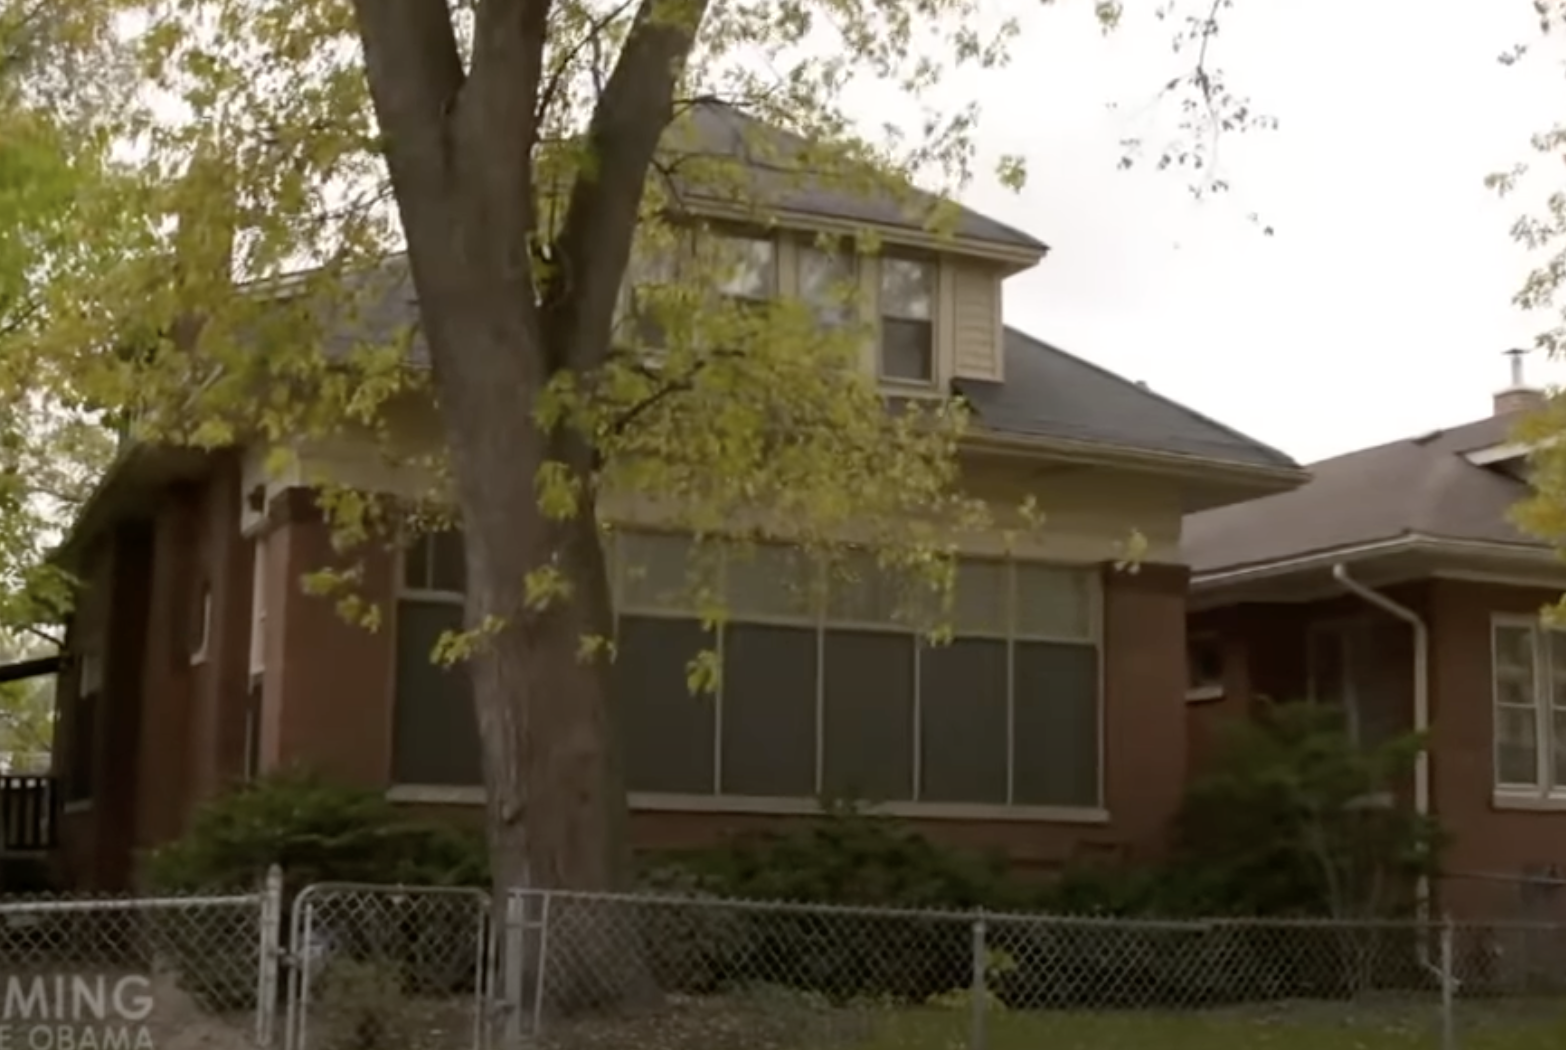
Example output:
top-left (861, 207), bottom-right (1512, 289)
top-left (950, 261), bottom-right (1003, 381)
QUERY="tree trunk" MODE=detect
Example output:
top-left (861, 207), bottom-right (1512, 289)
top-left (350, 0), bottom-right (710, 1016)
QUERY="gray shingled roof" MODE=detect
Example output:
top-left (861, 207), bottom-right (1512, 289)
top-left (1183, 412), bottom-right (1542, 576)
top-left (320, 270), bottom-right (1294, 471)
top-left (958, 330), bottom-right (1300, 470)
top-left (670, 103), bottom-right (1048, 253)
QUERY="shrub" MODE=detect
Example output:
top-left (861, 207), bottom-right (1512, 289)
top-left (639, 806), bottom-right (1015, 1003)
top-left (143, 767), bottom-right (488, 897)
top-left (142, 768), bottom-right (489, 1012)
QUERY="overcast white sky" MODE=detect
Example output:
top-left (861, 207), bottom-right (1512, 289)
top-left (902, 0), bottom-right (1566, 464)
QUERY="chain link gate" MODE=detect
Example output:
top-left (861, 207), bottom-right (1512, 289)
top-left (282, 883), bottom-right (494, 1050)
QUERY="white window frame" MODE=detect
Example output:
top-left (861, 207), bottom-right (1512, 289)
top-left (876, 254), bottom-right (938, 388)
top-left (797, 241), bottom-right (859, 328)
top-left (1491, 614), bottom-right (1566, 805)
top-left (709, 232), bottom-right (777, 305)
top-left (189, 584), bottom-right (213, 666)
top-left (248, 536), bottom-right (267, 677)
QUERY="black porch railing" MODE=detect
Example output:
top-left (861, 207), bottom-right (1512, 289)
top-left (0, 775), bottom-right (58, 852)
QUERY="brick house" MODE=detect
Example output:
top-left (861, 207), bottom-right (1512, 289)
top-left (1184, 357), bottom-right (1566, 920)
top-left (40, 106), bottom-right (1304, 890)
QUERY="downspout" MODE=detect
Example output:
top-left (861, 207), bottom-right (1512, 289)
top-left (1331, 564), bottom-right (1433, 960)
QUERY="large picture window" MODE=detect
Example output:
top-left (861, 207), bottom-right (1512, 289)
top-left (389, 529), bottom-right (1103, 814)
top-left (1492, 616), bottom-right (1566, 797)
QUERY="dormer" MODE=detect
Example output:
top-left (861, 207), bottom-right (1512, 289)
top-left (616, 102), bottom-right (1047, 391)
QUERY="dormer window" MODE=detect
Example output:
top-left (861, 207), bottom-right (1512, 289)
top-left (624, 247), bottom-right (680, 349)
top-left (798, 242), bottom-right (857, 327)
top-left (879, 255), bottom-right (935, 384)
top-left (712, 234), bottom-right (776, 307)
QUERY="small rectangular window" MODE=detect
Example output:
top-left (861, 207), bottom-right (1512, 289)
top-left (712, 234), bottom-right (776, 304)
top-left (402, 531), bottom-right (465, 595)
top-left (798, 243), bottom-right (857, 327)
top-left (878, 256), bottom-right (935, 384)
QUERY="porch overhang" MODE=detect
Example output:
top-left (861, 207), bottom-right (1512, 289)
top-left (1189, 533), bottom-right (1566, 610)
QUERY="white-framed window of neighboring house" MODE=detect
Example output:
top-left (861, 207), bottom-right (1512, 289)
top-left (1492, 615), bottom-right (1566, 801)
top-left (386, 527), bottom-right (1105, 820)
top-left (189, 580), bottom-right (212, 665)
top-left (1186, 633), bottom-right (1225, 703)
top-left (877, 254), bottom-right (936, 386)
top-left (797, 240), bottom-right (858, 328)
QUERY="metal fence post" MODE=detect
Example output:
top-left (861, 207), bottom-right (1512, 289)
top-left (969, 909), bottom-right (988, 1050)
top-left (502, 891), bottom-right (526, 1048)
top-left (255, 864), bottom-right (284, 1048)
top-left (1439, 914), bottom-right (1457, 1050)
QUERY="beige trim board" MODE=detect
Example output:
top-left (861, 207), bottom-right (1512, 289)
top-left (682, 198), bottom-right (1046, 273)
top-left (386, 784), bottom-right (1109, 825)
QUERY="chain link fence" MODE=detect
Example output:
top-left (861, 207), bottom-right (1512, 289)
top-left (8, 878), bottom-right (1566, 1050)
top-left (0, 881), bottom-right (280, 1050)
top-left (282, 883), bottom-right (492, 1050)
top-left (502, 889), bottom-right (1566, 1050)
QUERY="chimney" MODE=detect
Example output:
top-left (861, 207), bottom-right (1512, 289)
top-left (1494, 348), bottom-right (1547, 417)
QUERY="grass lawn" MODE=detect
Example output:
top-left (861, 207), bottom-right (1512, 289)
top-left (856, 1000), bottom-right (1566, 1050)
top-left (533, 992), bottom-right (1566, 1050)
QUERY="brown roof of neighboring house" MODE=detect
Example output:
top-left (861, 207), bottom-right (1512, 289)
top-left (1183, 410), bottom-right (1542, 577)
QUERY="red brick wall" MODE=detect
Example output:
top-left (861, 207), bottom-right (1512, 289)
top-left (263, 489), bottom-right (396, 787)
top-left (63, 482), bottom-right (1201, 885)
top-left (1425, 578), bottom-right (1566, 920)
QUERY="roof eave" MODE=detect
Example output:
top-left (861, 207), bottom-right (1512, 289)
top-left (1190, 533), bottom-right (1560, 593)
top-left (52, 441), bottom-right (217, 575)
top-left (685, 197), bottom-right (1047, 273)
top-left (962, 428), bottom-right (1310, 491)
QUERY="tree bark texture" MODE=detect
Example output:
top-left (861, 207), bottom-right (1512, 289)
top-left (349, 0), bottom-right (709, 1011)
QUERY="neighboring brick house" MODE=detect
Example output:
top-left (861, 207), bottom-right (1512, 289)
top-left (1184, 356), bottom-right (1566, 920)
top-left (43, 106), bottom-right (1304, 891)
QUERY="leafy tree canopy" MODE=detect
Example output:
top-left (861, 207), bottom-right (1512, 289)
top-left (2, 0), bottom-right (1267, 902)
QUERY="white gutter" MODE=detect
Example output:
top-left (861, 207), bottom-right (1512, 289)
top-left (1331, 564), bottom-right (1433, 948)
top-left (1195, 533), bottom-right (1556, 591)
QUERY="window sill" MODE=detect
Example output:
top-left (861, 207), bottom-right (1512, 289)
top-left (1492, 792), bottom-right (1566, 812)
top-left (386, 785), bottom-right (1110, 825)
top-left (1185, 685), bottom-right (1224, 703)
top-left (61, 800), bottom-right (93, 816)
top-left (880, 380), bottom-right (944, 401)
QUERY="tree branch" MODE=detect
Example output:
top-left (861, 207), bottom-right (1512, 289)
top-left (545, 0), bottom-right (712, 375)
top-left (349, 0), bottom-right (467, 207)
top-left (534, 0), bottom-right (638, 128)
top-left (20, 625), bottom-right (61, 649)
